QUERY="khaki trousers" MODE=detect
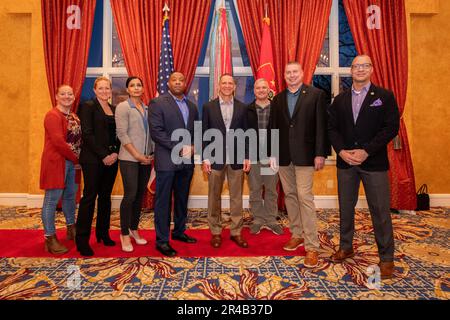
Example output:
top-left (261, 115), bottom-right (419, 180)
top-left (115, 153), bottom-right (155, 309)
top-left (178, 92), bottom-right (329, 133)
top-left (248, 162), bottom-right (279, 225)
top-left (278, 164), bottom-right (319, 251)
top-left (207, 165), bottom-right (244, 236)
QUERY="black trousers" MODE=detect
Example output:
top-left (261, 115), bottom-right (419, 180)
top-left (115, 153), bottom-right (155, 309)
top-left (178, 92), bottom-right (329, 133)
top-left (76, 161), bottom-right (118, 242)
top-left (337, 167), bottom-right (395, 262)
top-left (119, 161), bottom-right (151, 235)
top-left (154, 168), bottom-right (194, 245)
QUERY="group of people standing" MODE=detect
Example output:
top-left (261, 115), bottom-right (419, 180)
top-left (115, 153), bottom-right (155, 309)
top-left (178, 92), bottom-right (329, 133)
top-left (39, 54), bottom-right (399, 279)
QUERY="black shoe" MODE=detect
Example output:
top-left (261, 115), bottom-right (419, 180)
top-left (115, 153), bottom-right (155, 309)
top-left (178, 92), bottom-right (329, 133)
top-left (76, 243), bottom-right (94, 257)
top-left (75, 236), bottom-right (94, 257)
top-left (172, 233), bottom-right (197, 243)
top-left (156, 243), bottom-right (177, 257)
top-left (96, 234), bottom-right (116, 246)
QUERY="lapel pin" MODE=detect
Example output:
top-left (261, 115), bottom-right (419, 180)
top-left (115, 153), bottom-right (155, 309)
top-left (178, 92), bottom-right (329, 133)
top-left (302, 90), bottom-right (306, 94)
top-left (370, 92), bottom-right (375, 96)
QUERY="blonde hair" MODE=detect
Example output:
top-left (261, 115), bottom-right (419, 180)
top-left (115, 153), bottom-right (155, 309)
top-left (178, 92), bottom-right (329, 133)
top-left (94, 76), bottom-right (112, 89)
top-left (254, 78), bottom-right (269, 86)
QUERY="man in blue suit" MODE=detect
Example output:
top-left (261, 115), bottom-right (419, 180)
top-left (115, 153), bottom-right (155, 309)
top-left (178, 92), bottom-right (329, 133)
top-left (149, 72), bottom-right (199, 257)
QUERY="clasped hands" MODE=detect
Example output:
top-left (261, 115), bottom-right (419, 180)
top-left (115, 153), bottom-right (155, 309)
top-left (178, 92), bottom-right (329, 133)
top-left (338, 149), bottom-right (368, 166)
top-left (135, 153), bottom-right (153, 165)
top-left (102, 153), bottom-right (118, 166)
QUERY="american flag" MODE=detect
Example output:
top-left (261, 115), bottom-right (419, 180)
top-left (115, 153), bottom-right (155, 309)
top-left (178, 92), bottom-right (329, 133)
top-left (145, 6), bottom-right (175, 210)
top-left (157, 16), bottom-right (174, 94)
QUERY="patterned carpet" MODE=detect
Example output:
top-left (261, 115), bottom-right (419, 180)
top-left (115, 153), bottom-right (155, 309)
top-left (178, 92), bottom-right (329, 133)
top-left (0, 206), bottom-right (449, 300)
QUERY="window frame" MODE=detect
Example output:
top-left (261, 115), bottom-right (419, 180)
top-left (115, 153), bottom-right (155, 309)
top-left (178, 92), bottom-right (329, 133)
top-left (85, 0), bottom-right (356, 164)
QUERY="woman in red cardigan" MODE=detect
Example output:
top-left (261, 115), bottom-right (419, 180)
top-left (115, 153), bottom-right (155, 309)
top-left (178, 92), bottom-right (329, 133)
top-left (40, 85), bottom-right (81, 254)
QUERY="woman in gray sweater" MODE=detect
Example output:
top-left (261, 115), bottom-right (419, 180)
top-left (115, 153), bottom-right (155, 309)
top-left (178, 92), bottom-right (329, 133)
top-left (115, 76), bottom-right (153, 252)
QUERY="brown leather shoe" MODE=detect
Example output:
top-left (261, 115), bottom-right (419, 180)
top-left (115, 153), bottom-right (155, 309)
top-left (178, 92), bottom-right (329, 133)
top-left (283, 237), bottom-right (304, 251)
top-left (379, 261), bottom-right (395, 279)
top-left (210, 235), bottom-right (222, 248)
top-left (304, 251), bottom-right (319, 268)
top-left (45, 235), bottom-right (68, 255)
top-left (331, 248), bottom-right (355, 263)
top-left (230, 235), bottom-right (248, 248)
top-left (66, 224), bottom-right (76, 241)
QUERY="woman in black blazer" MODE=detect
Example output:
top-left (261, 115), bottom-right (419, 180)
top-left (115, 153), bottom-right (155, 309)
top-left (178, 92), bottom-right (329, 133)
top-left (75, 77), bottom-right (120, 256)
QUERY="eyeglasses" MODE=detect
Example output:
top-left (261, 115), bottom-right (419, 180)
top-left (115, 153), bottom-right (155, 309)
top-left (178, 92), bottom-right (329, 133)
top-left (351, 63), bottom-right (372, 70)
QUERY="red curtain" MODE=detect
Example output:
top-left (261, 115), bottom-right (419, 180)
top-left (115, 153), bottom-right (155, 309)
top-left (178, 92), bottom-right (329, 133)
top-left (110, 0), bottom-right (212, 104)
top-left (42, 0), bottom-right (96, 112)
top-left (344, 0), bottom-right (416, 210)
top-left (237, 0), bottom-right (332, 91)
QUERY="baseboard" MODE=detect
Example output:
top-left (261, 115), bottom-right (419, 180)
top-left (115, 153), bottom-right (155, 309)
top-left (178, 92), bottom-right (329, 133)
top-left (1, 193), bottom-right (449, 209)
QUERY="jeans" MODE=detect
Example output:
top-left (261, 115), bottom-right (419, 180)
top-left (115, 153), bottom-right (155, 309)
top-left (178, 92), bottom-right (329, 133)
top-left (41, 160), bottom-right (78, 236)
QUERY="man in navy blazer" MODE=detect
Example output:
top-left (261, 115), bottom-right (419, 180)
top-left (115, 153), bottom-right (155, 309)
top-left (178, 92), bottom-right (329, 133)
top-left (328, 55), bottom-right (400, 279)
top-left (149, 72), bottom-right (199, 257)
top-left (202, 74), bottom-right (251, 249)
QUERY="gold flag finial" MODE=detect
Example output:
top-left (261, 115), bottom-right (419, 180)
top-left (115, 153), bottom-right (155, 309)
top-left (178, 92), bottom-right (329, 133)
top-left (163, 2), bottom-right (170, 24)
top-left (263, 3), bottom-right (270, 25)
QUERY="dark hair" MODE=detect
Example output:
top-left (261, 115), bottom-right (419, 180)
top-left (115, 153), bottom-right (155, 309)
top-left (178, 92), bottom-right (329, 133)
top-left (219, 73), bottom-right (235, 83)
top-left (126, 76), bottom-right (143, 88)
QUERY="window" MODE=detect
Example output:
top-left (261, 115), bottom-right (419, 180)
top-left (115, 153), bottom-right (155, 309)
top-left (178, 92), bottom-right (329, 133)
top-left (83, 0), bottom-right (128, 106)
top-left (82, 0), bottom-right (357, 113)
top-left (313, 0), bottom-right (357, 104)
top-left (187, 0), bottom-right (255, 114)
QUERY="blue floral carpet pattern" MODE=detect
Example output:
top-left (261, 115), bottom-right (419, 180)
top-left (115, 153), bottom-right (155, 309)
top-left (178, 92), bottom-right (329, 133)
top-left (0, 206), bottom-right (449, 300)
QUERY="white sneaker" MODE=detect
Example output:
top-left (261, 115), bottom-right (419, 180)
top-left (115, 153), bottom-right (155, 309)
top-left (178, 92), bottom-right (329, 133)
top-left (129, 229), bottom-right (148, 245)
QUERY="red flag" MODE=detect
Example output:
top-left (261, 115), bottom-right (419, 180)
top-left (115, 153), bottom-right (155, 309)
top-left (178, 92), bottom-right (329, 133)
top-left (256, 16), bottom-right (277, 98)
top-left (210, 6), bottom-right (233, 98)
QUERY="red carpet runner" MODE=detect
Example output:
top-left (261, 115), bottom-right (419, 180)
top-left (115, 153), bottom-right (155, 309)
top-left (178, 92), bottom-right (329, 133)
top-left (0, 228), bottom-right (305, 258)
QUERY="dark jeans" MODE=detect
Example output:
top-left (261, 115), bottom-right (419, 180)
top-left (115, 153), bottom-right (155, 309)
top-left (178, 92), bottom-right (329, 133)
top-left (337, 167), bottom-right (395, 262)
top-left (154, 168), bottom-right (194, 245)
top-left (119, 161), bottom-right (151, 235)
top-left (76, 161), bottom-right (118, 242)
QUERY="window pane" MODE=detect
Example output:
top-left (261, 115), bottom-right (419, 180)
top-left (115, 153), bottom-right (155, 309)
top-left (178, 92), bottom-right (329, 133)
top-left (187, 77), bottom-right (209, 115)
top-left (112, 20), bottom-right (125, 67)
top-left (187, 76), bottom-right (255, 115)
top-left (339, 0), bottom-right (357, 67)
top-left (317, 26), bottom-right (330, 68)
top-left (197, 3), bottom-right (216, 66)
top-left (228, 0), bottom-right (250, 67)
top-left (313, 75), bottom-right (332, 105)
top-left (111, 76), bottom-right (128, 105)
top-left (235, 76), bottom-right (255, 104)
top-left (80, 77), bottom-right (97, 103)
top-left (339, 76), bottom-right (352, 93)
top-left (87, 0), bottom-right (103, 68)
top-left (202, 0), bottom-right (250, 68)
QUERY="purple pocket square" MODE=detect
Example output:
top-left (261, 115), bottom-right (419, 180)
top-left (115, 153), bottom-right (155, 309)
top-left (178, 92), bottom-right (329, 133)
top-left (370, 98), bottom-right (383, 107)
